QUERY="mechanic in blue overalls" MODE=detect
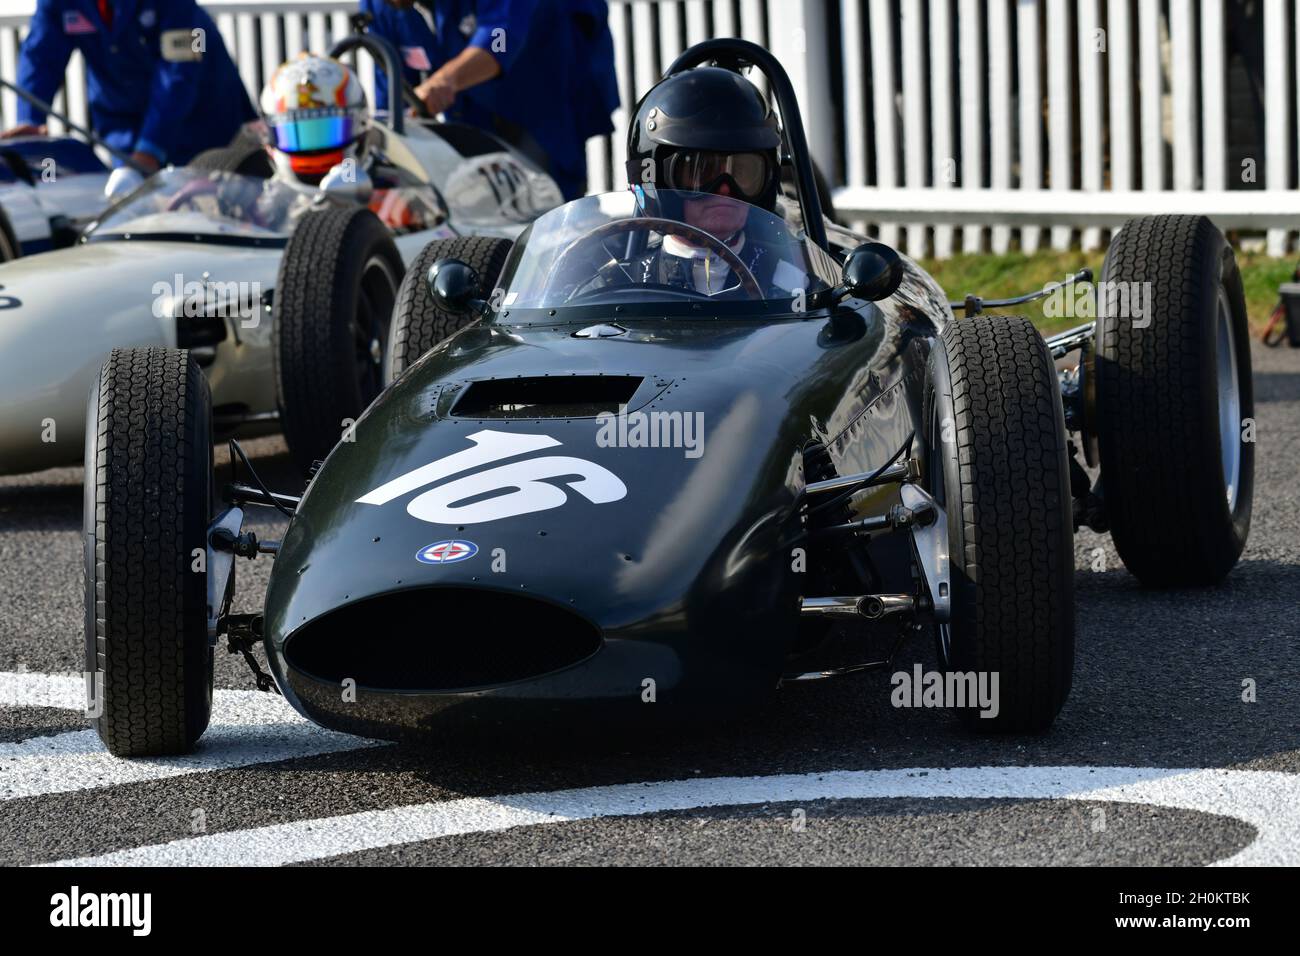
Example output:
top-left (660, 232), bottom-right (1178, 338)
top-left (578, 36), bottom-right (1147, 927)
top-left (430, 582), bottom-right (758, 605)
top-left (358, 0), bottom-right (618, 200)
top-left (2, 0), bottom-right (255, 177)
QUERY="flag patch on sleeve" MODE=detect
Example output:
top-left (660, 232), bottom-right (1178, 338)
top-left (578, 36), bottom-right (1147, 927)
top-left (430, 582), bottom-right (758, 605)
top-left (62, 11), bottom-right (98, 35)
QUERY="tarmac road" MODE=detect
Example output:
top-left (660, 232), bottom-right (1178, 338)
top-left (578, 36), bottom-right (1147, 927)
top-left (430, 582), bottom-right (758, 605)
top-left (1, 343), bottom-right (1297, 866)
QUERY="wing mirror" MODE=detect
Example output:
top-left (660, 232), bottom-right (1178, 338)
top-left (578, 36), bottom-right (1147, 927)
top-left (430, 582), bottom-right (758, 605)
top-left (834, 242), bottom-right (904, 303)
top-left (427, 258), bottom-right (485, 314)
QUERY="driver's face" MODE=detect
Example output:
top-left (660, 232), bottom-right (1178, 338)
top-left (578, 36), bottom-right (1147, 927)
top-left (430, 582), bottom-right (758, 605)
top-left (682, 182), bottom-right (749, 240)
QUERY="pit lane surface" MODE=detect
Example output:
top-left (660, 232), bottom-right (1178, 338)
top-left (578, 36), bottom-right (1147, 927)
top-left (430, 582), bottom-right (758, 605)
top-left (1, 344), bottom-right (1296, 866)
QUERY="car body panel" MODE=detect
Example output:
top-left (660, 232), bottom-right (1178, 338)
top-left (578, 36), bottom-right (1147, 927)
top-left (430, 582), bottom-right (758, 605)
top-left (378, 121), bottom-right (562, 235)
top-left (0, 240), bottom-right (279, 474)
top-left (0, 136), bottom-right (113, 255)
top-left (261, 260), bottom-right (945, 736)
top-left (0, 124), bottom-right (562, 476)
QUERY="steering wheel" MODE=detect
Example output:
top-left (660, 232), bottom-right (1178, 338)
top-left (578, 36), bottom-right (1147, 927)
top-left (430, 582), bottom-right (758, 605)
top-left (544, 217), bottom-right (765, 303)
top-left (165, 177), bottom-right (220, 213)
top-left (165, 174), bottom-right (273, 228)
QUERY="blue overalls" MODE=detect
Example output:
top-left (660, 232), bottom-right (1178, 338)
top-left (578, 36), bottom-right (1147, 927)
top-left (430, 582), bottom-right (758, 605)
top-left (359, 0), bottom-right (618, 199)
top-left (17, 0), bottom-right (256, 166)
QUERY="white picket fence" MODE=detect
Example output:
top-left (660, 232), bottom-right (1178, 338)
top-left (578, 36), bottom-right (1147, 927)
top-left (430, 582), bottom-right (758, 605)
top-left (2, 0), bottom-right (1299, 257)
top-left (836, 0), bottom-right (1300, 257)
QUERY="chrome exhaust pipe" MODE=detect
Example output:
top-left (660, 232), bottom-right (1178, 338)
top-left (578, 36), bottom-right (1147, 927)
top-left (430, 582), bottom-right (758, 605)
top-left (800, 596), bottom-right (869, 618)
top-left (859, 594), bottom-right (914, 620)
top-left (800, 594), bottom-right (914, 620)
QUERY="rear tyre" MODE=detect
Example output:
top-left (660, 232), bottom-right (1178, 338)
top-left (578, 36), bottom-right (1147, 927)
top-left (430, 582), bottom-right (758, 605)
top-left (189, 143), bottom-right (274, 179)
top-left (273, 206), bottom-right (403, 474)
top-left (923, 315), bottom-right (1074, 732)
top-left (84, 347), bottom-right (214, 757)
top-left (386, 235), bottom-right (512, 382)
top-left (1096, 215), bottom-right (1254, 586)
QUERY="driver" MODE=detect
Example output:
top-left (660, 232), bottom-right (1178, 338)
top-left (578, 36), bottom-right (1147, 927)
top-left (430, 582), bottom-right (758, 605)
top-left (619, 66), bottom-right (804, 298)
top-left (260, 53), bottom-right (371, 188)
top-left (258, 53), bottom-right (441, 232)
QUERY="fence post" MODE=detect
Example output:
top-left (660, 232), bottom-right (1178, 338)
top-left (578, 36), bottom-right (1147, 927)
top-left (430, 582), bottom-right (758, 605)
top-left (630, 0), bottom-right (657, 103)
top-left (1047, 0), bottom-right (1073, 251)
top-left (869, 0), bottom-right (899, 247)
top-left (608, 1), bottom-right (631, 183)
top-left (770, 0), bottom-right (834, 196)
top-left (1107, 0), bottom-right (1134, 196)
top-left (260, 12), bottom-right (283, 99)
top-left (1170, 0), bottom-right (1198, 193)
top-left (235, 13), bottom-right (259, 100)
top-left (901, 0), bottom-right (927, 256)
top-left (1264, 0), bottom-right (1288, 255)
top-left (989, 0), bottom-right (1012, 254)
top-left (1077, 0), bottom-right (1102, 251)
top-left (1200, 0), bottom-right (1226, 192)
top-left (930, 0), bottom-right (954, 257)
top-left (0, 26), bottom-right (17, 130)
top-left (1016, 0), bottom-right (1041, 254)
top-left (1138, 0), bottom-right (1163, 194)
top-left (958, 0), bottom-right (983, 253)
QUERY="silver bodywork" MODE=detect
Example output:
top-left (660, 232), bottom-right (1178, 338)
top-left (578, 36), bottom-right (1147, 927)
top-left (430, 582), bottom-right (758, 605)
top-left (0, 170), bottom-right (112, 254)
top-left (0, 241), bottom-right (279, 475)
top-left (0, 121), bottom-right (560, 476)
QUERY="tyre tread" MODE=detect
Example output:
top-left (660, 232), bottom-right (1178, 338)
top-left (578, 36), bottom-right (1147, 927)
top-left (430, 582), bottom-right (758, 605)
top-left (938, 315), bottom-right (1074, 731)
top-left (1096, 214), bottom-right (1254, 586)
top-left (90, 347), bottom-right (212, 757)
top-left (273, 206), bottom-right (401, 473)
top-left (388, 236), bottom-right (513, 379)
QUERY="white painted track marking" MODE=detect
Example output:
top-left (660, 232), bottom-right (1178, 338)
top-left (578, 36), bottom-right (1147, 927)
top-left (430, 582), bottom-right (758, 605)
top-left (7, 674), bottom-right (1296, 867)
top-left (0, 673), bottom-right (379, 800)
top-left (43, 766), bottom-right (1300, 867)
top-left (1, 672), bottom-right (282, 717)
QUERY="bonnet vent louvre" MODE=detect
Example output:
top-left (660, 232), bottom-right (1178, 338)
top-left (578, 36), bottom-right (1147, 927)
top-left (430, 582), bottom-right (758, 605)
top-left (450, 375), bottom-right (643, 419)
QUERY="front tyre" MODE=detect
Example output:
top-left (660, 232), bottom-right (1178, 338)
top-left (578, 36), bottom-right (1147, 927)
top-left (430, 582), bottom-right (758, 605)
top-left (386, 235), bottom-right (513, 382)
top-left (273, 206), bottom-right (403, 474)
top-left (1096, 215), bottom-right (1254, 586)
top-left (84, 348), bottom-right (214, 756)
top-left (923, 316), bottom-right (1074, 732)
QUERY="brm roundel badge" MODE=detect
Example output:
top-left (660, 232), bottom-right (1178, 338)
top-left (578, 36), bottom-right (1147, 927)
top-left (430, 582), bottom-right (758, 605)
top-left (416, 539), bottom-right (479, 565)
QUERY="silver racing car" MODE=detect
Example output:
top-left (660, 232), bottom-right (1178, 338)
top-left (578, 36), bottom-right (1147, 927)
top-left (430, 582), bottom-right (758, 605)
top-left (0, 34), bottom-right (561, 477)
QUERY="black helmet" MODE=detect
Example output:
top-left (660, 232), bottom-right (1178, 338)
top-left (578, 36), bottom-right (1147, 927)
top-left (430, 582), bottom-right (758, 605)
top-left (625, 67), bottom-right (782, 213)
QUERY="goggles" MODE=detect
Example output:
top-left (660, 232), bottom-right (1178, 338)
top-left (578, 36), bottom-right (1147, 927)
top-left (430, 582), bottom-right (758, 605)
top-left (661, 150), bottom-right (772, 200)
top-left (268, 109), bottom-right (358, 154)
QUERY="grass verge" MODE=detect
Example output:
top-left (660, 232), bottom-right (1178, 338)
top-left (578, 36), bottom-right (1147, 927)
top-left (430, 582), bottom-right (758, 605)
top-left (918, 248), bottom-right (1292, 337)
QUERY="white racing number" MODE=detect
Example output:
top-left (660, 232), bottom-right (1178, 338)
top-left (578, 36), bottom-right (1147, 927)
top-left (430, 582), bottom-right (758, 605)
top-left (356, 429), bottom-right (627, 525)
